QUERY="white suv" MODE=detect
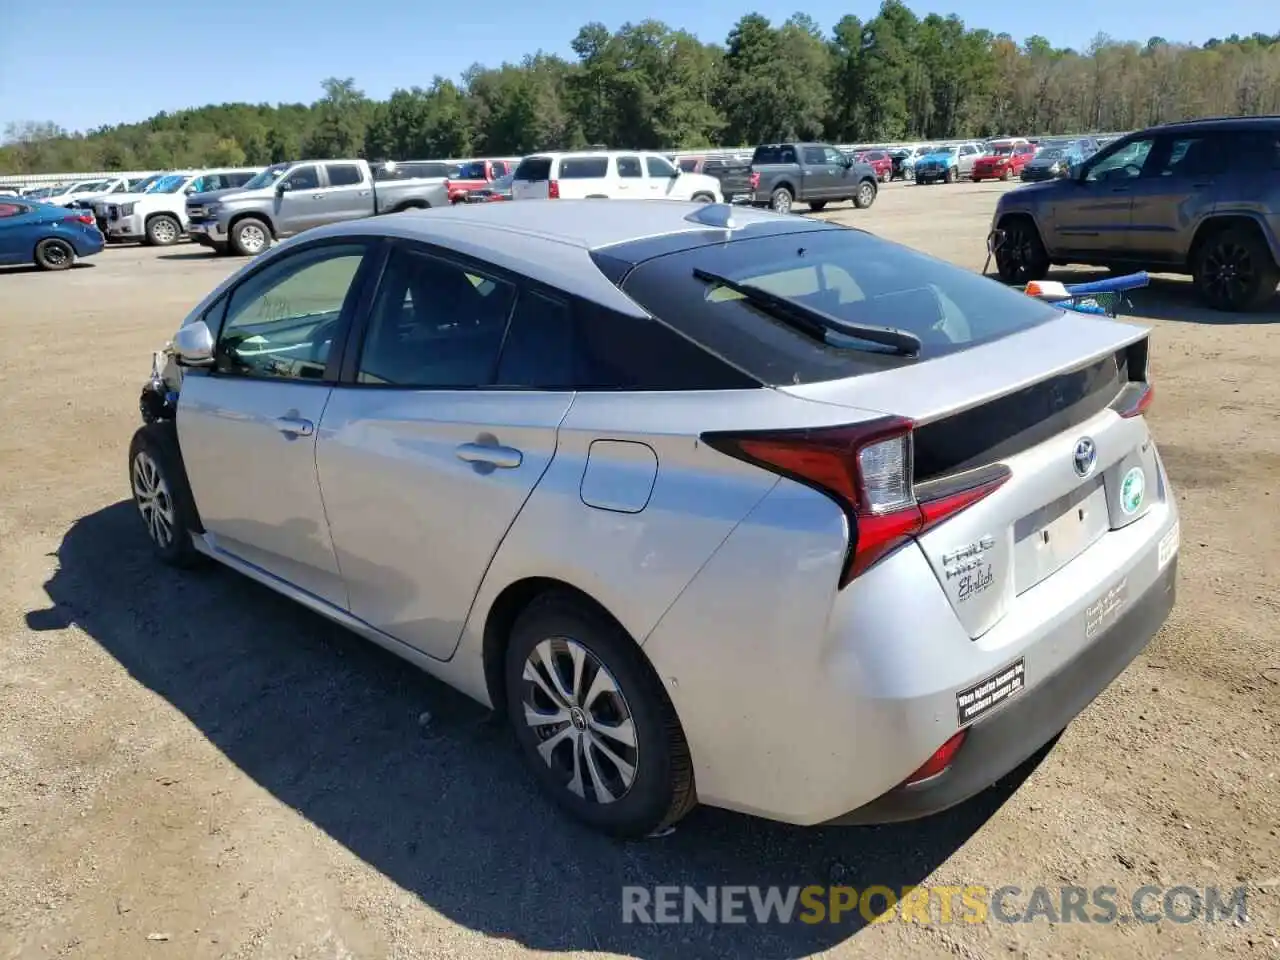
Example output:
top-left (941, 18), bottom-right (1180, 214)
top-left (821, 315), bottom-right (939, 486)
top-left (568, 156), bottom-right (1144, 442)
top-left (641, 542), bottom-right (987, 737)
top-left (511, 152), bottom-right (723, 203)
top-left (103, 168), bottom-right (261, 246)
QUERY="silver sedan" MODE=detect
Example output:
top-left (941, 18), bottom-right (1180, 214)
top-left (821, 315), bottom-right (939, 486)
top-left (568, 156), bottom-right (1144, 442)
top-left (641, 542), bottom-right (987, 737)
top-left (128, 200), bottom-right (1178, 836)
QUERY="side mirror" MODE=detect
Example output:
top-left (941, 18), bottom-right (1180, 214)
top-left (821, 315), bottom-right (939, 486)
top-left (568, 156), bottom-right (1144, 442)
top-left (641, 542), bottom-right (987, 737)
top-left (172, 320), bottom-right (215, 367)
top-left (843, 157), bottom-right (853, 168)
top-left (276, 180), bottom-right (291, 194)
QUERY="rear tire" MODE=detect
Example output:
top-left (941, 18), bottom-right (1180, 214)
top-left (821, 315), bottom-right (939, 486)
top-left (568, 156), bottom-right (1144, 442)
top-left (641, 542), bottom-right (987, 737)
top-left (994, 216), bottom-right (1050, 284)
top-left (505, 592), bottom-right (696, 838)
top-left (1191, 224), bottom-right (1280, 312)
top-left (34, 238), bottom-right (75, 271)
top-left (145, 214), bottom-right (181, 247)
top-left (853, 179), bottom-right (877, 209)
top-left (691, 192), bottom-right (715, 203)
top-left (128, 422), bottom-right (204, 568)
top-left (229, 217), bottom-right (271, 257)
top-left (769, 187), bottom-right (794, 214)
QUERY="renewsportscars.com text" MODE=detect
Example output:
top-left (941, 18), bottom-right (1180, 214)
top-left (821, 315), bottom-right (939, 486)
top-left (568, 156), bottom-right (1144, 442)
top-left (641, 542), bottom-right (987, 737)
top-left (621, 884), bottom-right (1250, 926)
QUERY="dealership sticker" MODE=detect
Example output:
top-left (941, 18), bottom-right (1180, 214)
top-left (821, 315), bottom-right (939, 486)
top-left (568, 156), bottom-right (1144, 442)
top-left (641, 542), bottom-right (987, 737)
top-left (1158, 521), bottom-right (1180, 570)
top-left (1120, 467), bottom-right (1145, 515)
top-left (956, 659), bottom-right (1025, 725)
top-left (1085, 576), bottom-right (1129, 640)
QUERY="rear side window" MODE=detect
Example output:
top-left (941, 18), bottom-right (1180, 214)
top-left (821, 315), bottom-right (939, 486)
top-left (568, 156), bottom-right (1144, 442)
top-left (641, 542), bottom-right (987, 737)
top-left (604, 228), bottom-right (1062, 385)
top-left (514, 156), bottom-right (552, 181)
top-left (325, 164), bottom-right (363, 187)
top-left (0, 202), bottom-right (27, 218)
top-left (616, 156), bottom-right (642, 178)
top-left (494, 289), bottom-right (752, 391)
top-left (752, 145), bottom-right (797, 164)
top-left (559, 157), bottom-right (609, 179)
top-left (678, 158), bottom-right (700, 172)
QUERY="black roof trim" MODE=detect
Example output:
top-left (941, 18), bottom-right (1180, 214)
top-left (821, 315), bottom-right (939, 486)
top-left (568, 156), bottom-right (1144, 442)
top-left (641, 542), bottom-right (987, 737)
top-left (592, 219), bottom-right (853, 271)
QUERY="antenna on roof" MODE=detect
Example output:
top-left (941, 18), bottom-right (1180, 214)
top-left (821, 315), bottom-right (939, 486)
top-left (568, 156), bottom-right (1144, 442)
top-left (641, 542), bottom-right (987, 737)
top-left (683, 202), bottom-right (743, 232)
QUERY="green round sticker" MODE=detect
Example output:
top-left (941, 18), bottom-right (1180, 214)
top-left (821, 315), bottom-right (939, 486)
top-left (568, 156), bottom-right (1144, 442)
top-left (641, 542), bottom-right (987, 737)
top-left (1121, 466), bottom-right (1145, 515)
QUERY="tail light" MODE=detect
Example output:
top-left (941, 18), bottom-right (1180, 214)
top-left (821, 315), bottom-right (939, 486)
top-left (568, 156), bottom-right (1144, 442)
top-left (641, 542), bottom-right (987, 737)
top-left (702, 417), bottom-right (1010, 588)
top-left (748, 172), bottom-right (760, 190)
top-left (547, 179), bottom-right (560, 199)
top-left (903, 731), bottom-right (967, 786)
top-left (64, 212), bottom-right (94, 226)
top-left (1117, 382), bottom-right (1154, 418)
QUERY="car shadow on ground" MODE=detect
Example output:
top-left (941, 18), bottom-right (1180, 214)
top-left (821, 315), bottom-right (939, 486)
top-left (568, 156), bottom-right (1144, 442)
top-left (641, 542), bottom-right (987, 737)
top-left (156, 248), bottom-right (226, 261)
top-left (27, 500), bottom-right (1053, 959)
top-left (0, 262), bottom-right (97, 274)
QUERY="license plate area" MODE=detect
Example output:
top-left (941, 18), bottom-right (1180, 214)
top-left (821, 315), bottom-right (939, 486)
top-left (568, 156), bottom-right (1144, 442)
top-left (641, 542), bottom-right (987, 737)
top-left (1013, 477), bottom-right (1108, 595)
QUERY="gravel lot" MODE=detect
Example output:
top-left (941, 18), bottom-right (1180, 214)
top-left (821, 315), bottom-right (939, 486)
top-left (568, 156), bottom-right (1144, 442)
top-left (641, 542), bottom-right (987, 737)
top-left (1, 181), bottom-right (1277, 960)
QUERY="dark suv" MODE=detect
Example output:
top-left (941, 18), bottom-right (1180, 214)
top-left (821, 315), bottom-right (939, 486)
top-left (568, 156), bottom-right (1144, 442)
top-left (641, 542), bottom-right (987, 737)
top-left (991, 117), bottom-right (1280, 311)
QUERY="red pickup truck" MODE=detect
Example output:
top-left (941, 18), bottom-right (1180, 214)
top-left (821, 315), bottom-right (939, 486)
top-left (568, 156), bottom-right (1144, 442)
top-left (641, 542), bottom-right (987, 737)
top-left (446, 159), bottom-right (517, 203)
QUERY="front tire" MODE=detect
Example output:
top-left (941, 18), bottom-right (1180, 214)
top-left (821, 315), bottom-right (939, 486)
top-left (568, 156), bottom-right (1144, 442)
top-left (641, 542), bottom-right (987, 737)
top-left (853, 179), bottom-right (877, 209)
top-left (769, 187), bottom-right (794, 214)
top-left (691, 192), bottom-right (715, 203)
top-left (34, 238), bottom-right (75, 271)
top-left (944, 167), bottom-right (956, 184)
top-left (505, 592), bottom-right (696, 838)
top-left (128, 422), bottom-right (203, 568)
top-left (1192, 225), bottom-right (1280, 312)
top-left (145, 214), bottom-right (181, 247)
top-left (229, 217), bottom-right (271, 257)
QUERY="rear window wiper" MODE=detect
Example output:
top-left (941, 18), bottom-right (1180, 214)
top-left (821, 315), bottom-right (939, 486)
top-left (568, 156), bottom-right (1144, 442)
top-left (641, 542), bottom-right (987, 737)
top-left (692, 268), bottom-right (922, 358)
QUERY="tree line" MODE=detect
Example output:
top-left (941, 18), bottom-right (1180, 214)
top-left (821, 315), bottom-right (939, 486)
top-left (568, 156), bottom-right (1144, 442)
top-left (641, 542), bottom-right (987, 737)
top-left (4, 2), bottom-right (1280, 175)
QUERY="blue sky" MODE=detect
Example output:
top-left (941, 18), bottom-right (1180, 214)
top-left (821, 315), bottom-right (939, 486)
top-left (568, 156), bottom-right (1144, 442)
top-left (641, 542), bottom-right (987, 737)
top-left (1, 0), bottom-right (1271, 134)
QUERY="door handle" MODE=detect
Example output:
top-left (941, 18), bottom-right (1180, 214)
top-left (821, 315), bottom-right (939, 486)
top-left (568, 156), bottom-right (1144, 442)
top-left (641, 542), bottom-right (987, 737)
top-left (276, 416), bottom-right (314, 437)
top-left (456, 442), bottom-right (522, 469)
top-left (311, 193), bottom-right (324, 199)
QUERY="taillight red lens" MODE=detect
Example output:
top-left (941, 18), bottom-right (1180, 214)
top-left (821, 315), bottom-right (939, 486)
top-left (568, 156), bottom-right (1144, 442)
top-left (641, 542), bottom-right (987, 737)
top-left (903, 731), bottom-right (967, 786)
top-left (548, 179), bottom-right (560, 199)
top-left (64, 213), bottom-right (94, 226)
top-left (702, 418), bottom-right (1010, 588)
top-left (1119, 382), bottom-right (1154, 418)
top-left (748, 172), bottom-right (760, 190)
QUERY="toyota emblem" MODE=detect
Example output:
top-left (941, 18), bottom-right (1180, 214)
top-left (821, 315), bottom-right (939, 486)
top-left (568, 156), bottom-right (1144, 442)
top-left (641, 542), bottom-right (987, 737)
top-left (1072, 437), bottom-right (1097, 477)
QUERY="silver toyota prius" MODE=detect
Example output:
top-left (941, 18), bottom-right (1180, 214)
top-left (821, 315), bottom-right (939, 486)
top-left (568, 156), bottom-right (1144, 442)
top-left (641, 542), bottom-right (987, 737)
top-left (128, 200), bottom-right (1179, 837)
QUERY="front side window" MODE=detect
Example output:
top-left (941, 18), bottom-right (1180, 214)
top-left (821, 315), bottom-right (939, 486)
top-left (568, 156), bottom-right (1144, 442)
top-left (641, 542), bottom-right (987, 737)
top-left (357, 245), bottom-right (516, 388)
top-left (215, 243), bottom-right (367, 380)
top-left (1085, 138), bottom-right (1155, 182)
top-left (283, 165), bottom-right (320, 191)
top-left (645, 156), bottom-right (678, 179)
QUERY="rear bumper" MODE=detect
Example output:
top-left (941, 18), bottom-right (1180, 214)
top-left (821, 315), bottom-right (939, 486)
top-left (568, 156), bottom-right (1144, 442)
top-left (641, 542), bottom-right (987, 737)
top-left (826, 556), bottom-right (1177, 825)
top-left (643, 455), bottom-right (1180, 826)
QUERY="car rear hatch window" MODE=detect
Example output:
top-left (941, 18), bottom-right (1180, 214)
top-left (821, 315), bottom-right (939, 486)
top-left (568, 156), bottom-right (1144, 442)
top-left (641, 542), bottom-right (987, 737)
top-left (598, 227), bottom-right (1063, 385)
top-left (513, 157), bottom-right (553, 182)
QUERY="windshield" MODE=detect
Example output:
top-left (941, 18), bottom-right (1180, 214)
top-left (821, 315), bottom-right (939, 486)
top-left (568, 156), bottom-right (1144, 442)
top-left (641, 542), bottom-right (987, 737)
top-left (609, 226), bottom-right (1061, 385)
top-left (72, 180), bottom-right (109, 193)
top-left (1035, 148), bottom-right (1065, 160)
top-left (931, 147), bottom-right (957, 156)
top-left (990, 146), bottom-right (1014, 156)
top-left (150, 174), bottom-right (190, 194)
top-left (453, 161), bottom-right (487, 180)
top-left (240, 164), bottom-right (289, 190)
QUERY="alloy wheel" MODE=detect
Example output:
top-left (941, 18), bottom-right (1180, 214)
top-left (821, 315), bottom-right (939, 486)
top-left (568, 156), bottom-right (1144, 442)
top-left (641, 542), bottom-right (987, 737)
top-left (132, 451), bottom-right (175, 548)
top-left (520, 637), bottom-right (638, 805)
top-left (1201, 239), bottom-right (1258, 309)
top-left (152, 218), bottom-right (177, 244)
top-left (238, 224), bottom-right (267, 253)
top-left (858, 183), bottom-right (875, 206)
top-left (43, 243), bottom-right (69, 266)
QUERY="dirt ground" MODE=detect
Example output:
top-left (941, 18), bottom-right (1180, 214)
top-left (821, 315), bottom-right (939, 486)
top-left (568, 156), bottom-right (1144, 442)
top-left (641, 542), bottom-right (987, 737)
top-left (1, 182), bottom-right (1277, 960)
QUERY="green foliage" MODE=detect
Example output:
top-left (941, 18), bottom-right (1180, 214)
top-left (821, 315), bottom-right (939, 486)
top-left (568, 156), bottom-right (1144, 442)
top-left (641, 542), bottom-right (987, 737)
top-left (4, 9), bottom-right (1280, 175)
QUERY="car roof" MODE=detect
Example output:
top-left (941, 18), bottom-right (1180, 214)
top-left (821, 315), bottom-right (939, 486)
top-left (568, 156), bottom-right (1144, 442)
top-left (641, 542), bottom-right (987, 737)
top-left (300, 200), bottom-right (842, 316)
top-left (1142, 115), bottom-right (1280, 134)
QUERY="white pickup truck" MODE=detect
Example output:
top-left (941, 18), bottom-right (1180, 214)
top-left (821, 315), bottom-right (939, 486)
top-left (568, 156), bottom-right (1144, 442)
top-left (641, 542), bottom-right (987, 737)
top-left (100, 168), bottom-right (262, 246)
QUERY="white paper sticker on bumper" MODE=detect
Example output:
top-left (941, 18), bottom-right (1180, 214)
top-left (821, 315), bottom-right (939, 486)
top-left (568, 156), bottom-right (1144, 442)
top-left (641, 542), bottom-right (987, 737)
top-left (1158, 521), bottom-right (1180, 571)
top-left (1085, 577), bottom-right (1129, 640)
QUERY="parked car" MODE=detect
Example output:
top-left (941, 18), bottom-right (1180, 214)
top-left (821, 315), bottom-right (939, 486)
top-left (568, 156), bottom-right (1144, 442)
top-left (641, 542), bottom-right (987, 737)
top-left (187, 160), bottom-right (449, 256)
top-left (971, 141), bottom-right (1038, 182)
top-left (857, 149), bottom-right (893, 182)
top-left (459, 172), bottom-right (514, 203)
top-left (128, 199), bottom-right (1177, 837)
top-left (1020, 144), bottom-right (1087, 182)
top-left (102, 168), bottom-right (262, 246)
top-left (37, 178), bottom-right (122, 207)
top-left (915, 143), bottom-right (985, 184)
top-left (889, 146), bottom-right (930, 181)
top-left (718, 142), bottom-right (878, 213)
top-left (992, 116), bottom-right (1280, 311)
top-left (0, 197), bottom-right (104, 270)
top-left (510, 152), bottom-right (723, 204)
top-left (446, 159), bottom-right (517, 204)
